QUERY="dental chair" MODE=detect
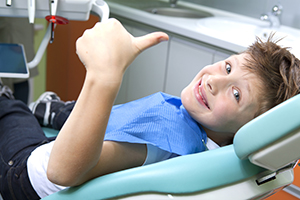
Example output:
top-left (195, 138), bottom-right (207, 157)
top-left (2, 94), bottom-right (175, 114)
top-left (41, 94), bottom-right (300, 200)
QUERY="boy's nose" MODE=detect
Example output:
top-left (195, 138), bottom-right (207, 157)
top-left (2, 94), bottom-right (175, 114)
top-left (206, 74), bottom-right (227, 95)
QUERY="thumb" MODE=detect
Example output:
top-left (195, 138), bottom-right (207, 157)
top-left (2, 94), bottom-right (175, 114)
top-left (133, 32), bottom-right (169, 53)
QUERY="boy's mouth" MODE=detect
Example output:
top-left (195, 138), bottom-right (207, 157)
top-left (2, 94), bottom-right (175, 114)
top-left (195, 79), bottom-right (210, 109)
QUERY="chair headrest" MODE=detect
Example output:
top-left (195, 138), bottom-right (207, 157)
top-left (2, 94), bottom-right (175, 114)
top-left (233, 94), bottom-right (300, 166)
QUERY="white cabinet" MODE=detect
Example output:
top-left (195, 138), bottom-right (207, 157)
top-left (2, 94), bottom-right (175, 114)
top-left (164, 37), bottom-right (215, 97)
top-left (115, 24), bottom-right (169, 104)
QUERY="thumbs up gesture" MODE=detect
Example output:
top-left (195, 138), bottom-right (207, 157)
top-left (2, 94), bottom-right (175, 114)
top-left (76, 18), bottom-right (169, 82)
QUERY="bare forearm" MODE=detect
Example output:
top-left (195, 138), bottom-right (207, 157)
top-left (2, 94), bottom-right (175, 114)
top-left (47, 72), bottom-right (122, 185)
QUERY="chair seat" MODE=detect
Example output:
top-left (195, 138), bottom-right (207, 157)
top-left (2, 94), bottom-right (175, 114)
top-left (42, 127), bottom-right (59, 138)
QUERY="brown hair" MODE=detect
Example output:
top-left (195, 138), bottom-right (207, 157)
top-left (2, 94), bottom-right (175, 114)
top-left (243, 33), bottom-right (300, 117)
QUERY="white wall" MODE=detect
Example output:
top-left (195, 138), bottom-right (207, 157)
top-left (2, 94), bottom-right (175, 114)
top-left (182, 0), bottom-right (300, 29)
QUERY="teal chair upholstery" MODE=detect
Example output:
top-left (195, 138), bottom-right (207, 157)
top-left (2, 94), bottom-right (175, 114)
top-left (41, 94), bottom-right (300, 200)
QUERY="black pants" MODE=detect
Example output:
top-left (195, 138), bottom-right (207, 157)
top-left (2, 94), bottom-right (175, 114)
top-left (0, 96), bottom-right (53, 200)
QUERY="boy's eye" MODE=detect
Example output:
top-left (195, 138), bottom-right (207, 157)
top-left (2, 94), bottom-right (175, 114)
top-left (233, 89), bottom-right (240, 102)
top-left (225, 63), bottom-right (231, 74)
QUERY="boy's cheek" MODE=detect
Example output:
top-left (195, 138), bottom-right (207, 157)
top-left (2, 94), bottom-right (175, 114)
top-left (181, 85), bottom-right (193, 104)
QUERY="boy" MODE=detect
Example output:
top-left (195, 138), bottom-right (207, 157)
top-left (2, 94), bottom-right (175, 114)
top-left (0, 19), bottom-right (299, 199)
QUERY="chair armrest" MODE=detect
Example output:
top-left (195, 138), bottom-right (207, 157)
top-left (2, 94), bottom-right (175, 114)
top-left (42, 145), bottom-right (265, 200)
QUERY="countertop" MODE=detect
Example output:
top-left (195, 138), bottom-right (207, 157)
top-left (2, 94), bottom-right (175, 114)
top-left (106, 0), bottom-right (300, 57)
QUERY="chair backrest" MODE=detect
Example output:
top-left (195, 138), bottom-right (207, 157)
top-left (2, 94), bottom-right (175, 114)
top-left (234, 94), bottom-right (300, 171)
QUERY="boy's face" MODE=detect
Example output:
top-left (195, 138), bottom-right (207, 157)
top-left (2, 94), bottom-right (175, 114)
top-left (181, 53), bottom-right (261, 137)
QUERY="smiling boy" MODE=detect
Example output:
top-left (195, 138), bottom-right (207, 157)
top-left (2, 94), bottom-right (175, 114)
top-left (182, 53), bottom-right (262, 146)
top-left (1, 19), bottom-right (300, 199)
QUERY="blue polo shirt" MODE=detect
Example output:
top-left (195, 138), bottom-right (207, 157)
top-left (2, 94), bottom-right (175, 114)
top-left (104, 92), bottom-right (207, 155)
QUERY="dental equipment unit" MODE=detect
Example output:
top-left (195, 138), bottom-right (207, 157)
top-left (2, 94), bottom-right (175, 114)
top-left (40, 93), bottom-right (300, 199)
top-left (0, 0), bottom-right (109, 69)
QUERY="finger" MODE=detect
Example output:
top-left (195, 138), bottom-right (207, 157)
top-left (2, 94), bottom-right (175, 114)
top-left (133, 32), bottom-right (169, 53)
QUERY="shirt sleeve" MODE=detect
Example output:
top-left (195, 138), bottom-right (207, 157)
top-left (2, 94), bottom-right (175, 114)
top-left (143, 144), bottom-right (178, 165)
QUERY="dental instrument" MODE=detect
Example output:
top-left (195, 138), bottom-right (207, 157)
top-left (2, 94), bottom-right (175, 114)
top-left (27, 0), bottom-right (35, 23)
top-left (6, 0), bottom-right (11, 7)
top-left (45, 0), bottom-right (68, 43)
top-left (48, 0), bottom-right (58, 43)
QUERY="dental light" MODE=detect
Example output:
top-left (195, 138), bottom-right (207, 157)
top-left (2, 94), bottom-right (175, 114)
top-left (0, 0), bottom-right (109, 69)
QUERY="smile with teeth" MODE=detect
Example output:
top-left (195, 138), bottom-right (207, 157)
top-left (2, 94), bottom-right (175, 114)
top-left (198, 81), bottom-right (210, 109)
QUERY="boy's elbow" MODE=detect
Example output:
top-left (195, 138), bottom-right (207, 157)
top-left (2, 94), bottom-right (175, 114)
top-left (47, 166), bottom-right (78, 187)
